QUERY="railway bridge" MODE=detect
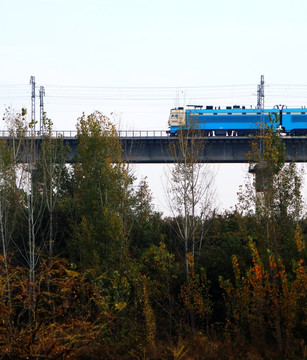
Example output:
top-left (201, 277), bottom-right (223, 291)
top-left (1, 130), bottom-right (307, 163)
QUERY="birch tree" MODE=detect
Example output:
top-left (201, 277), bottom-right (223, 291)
top-left (0, 109), bottom-right (67, 315)
top-left (0, 108), bottom-right (29, 299)
top-left (165, 123), bottom-right (216, 331)
top-left (36, 114), bottom-right (70, 260)
top-left (167, 126), bottom-right (216, 280)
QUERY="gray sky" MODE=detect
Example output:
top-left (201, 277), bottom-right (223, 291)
top-left (1, 0), bottom-right (307, 214)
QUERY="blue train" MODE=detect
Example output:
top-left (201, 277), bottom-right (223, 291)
top-left (168, 105), bottom-right (307, 136)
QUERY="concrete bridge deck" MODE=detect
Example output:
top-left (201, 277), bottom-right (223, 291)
top-left (1, 130), bottom-right (307, 163)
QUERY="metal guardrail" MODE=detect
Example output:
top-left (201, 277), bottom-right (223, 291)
top-left (1, 130), bottom-right (307, 140)
top-left (0, 130), bottom-right (169, 138)
top-left (118, 130), bottom-right (168, 137)
top-left (0, 130), bottom-right (78, 138)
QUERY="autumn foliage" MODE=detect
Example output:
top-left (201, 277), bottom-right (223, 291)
top-left (1, 110), bottom-right (307, 359)
top-left (0, 257), bottom-right (116, 360)
top-left (220, 235), bottom-right (307, 358)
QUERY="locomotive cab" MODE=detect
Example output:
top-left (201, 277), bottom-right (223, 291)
top-left (168, 107), bottom-right (186, 127)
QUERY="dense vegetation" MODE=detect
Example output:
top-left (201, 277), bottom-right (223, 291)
top-left (0, 109), bottom-right (306, 359)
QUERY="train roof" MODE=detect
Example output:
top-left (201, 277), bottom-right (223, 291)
top-left (171, 105), bottom-right (307, 111)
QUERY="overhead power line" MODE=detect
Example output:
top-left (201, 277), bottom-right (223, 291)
top-left (1, 83), bottom-right (307, 111)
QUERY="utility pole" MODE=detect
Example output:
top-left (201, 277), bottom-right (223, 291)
top-left (28, 76), bottom-right (37, 321)
top-left (39, 86), bottom-right (45, 135)
top-left (251, 75), bottom-right (267, 214)
top-left (30, 76), bottom-right (36, 132)
top-left (256, 75), bottom-right (265, 135)
top-left (257, 75), bottom-right (265, 110)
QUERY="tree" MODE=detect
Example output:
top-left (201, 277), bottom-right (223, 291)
top-left (220, 116), bottom-right (307, 358)
top-left (167, 122), bottom-right (216, 280)
top-left (166, 121), bottom-right (216, 330)
top-left (0, 257), bottom-right (116, 360)
top-left (220, 235), bottom-right (307, 359)
top-left (69, 111), bottom-right (133, 274)
top-left (238, 114), bottom-right (304, 259)
top-left (129, 177), bottom-right (163, 256)
top-left (35, 113), bottom-right (70, 260)
top-left (0, 108), bottom-right (31, 307)
top-left (0, 108), bottom-right (72, 323)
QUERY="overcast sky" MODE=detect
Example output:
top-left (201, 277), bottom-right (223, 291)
top-left (1, 0), bottom-right (307, 214)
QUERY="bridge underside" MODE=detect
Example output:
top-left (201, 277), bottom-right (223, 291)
top-left (2, 136), bottom-right (307, 163)
top-left (119, 136), bottom-right (307, 163)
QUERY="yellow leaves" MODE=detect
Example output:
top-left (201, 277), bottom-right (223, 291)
top-left (232, 255), bottom-right (241, 282)
top-left (180, 269), bottom-right (212, 320)
top-left (64, 269), bottom-right (79, 277)
top-left (142, 277), bottom-right (156, 348)
top-left (114, 301), bottom-right (127, 311)
top-left (142, 242), bottom-right (175, 274)
top-left (293, 259), bottom-right (307, 295)
top-left (295, 226), bottom-right (305, 253)
top-left (105, 156), bottom-right (112, 164)
top-left (0, 258), bottom-right (114, 360)
top-left (221, 234), bottom-right (307, 353)
top-left (168, 342), bottom-right (190, 360)
top-left (187, 252), bottom-right (194, 276)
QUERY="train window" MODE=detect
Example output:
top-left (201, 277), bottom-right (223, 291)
top-left (242, 113), bottom-right (246, 115)
top-left (227, 113), bottom-right (232, 115)
top-left (175, 115), bottom-right (178, 119)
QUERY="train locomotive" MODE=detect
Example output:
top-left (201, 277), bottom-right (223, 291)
top-left (168, 105), bottom-right (307, 136)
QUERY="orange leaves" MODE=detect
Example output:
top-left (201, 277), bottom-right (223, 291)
top-left (187, 252), bottom-right (195, 276)
top-left (0, 258), bottom-right (113, 360)
top-left (293, 259), bottom-right (307, 297)
top-left (295, 226), bottom-right (305, 253)
top-left (221, 236), bottom-right (307, 356)
top-left (180, 268), bottom-right (212, 321)
top-left (232, 255), bottom-right (241, 281)
top-left (269, 255), bottom-right (278, 274)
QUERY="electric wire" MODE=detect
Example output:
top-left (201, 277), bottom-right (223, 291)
top-left (1, 83), bottom-right (307, 112)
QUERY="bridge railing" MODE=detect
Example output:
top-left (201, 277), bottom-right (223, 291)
top-left (0, 130), bottom-right (79, 138)
top-left (0, 130), bottom-right (169, 138)
top-left (118, 130), bottom-right (168, 137)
